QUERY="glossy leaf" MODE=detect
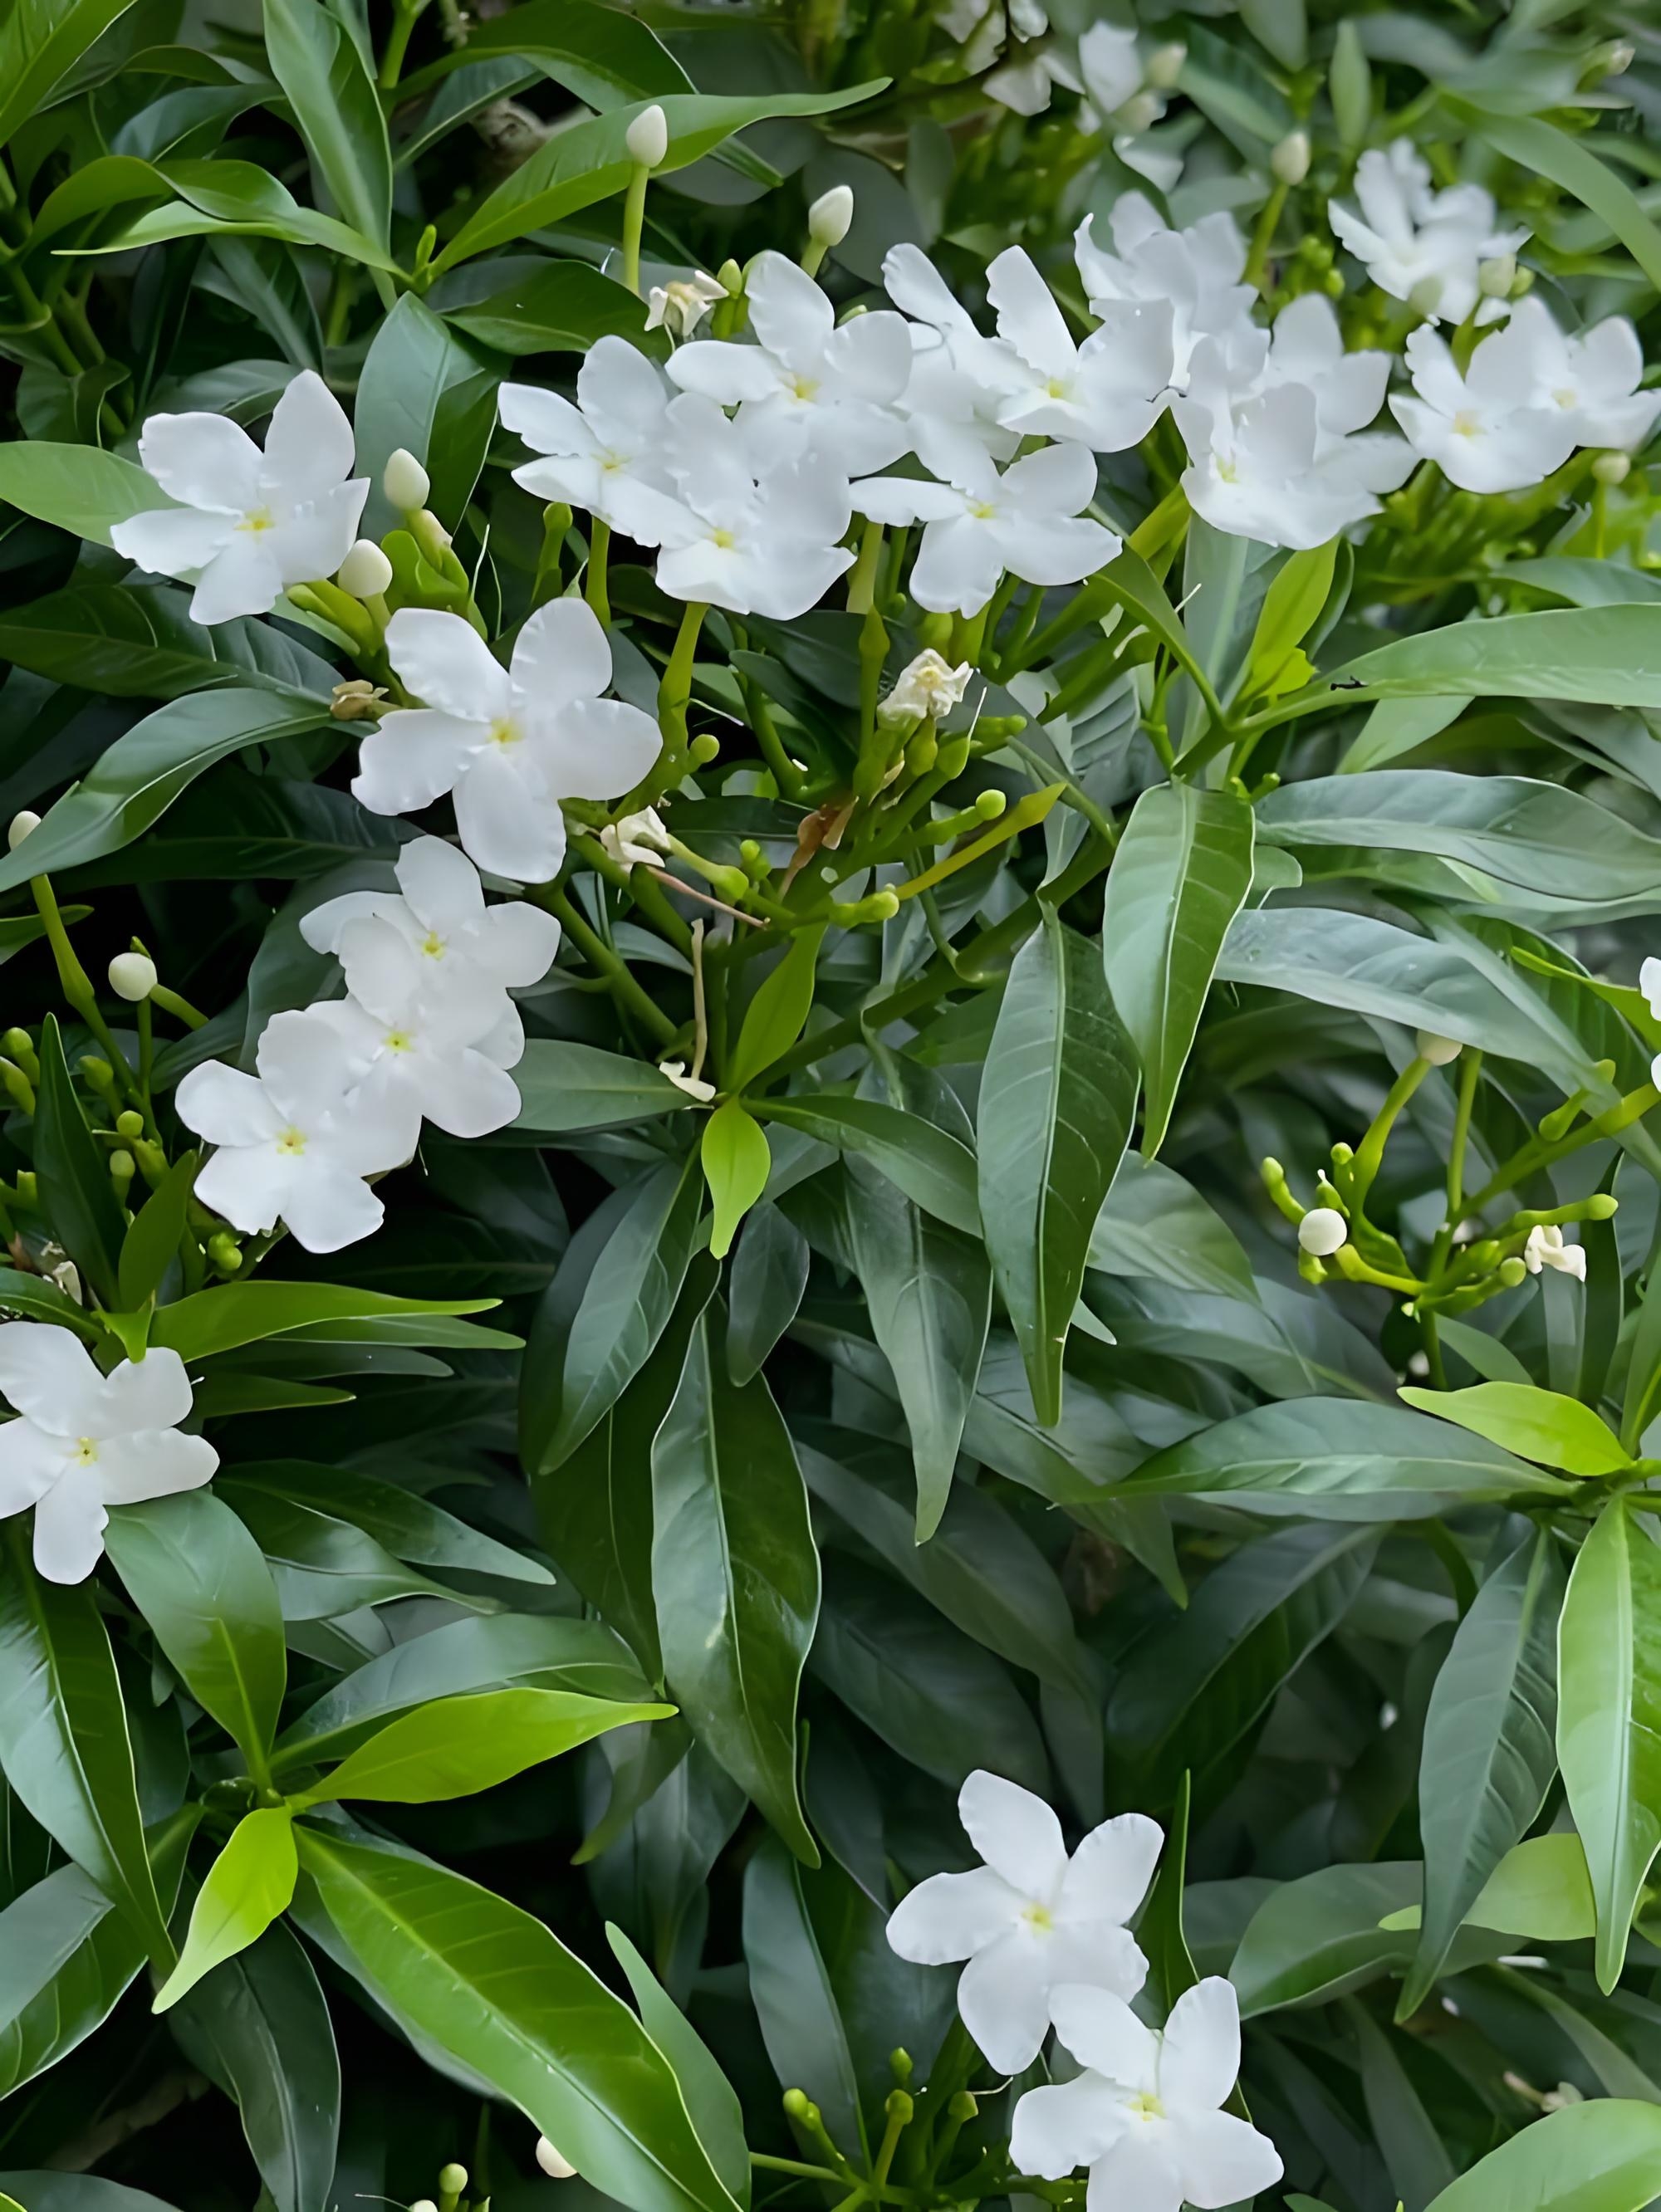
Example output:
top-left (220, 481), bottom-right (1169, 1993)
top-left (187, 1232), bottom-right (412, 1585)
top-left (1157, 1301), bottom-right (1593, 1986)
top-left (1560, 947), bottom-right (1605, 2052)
top-left (701, 1100), bottom-right (772, 1262)
top-left (1422, 2099), bottom-right (1661, 2212)
top-left (1399, 1381), bottom-right (1630, 1475)
top-left (355, 291), bottom-right (502, 535)
top-left (153, 1808), bottom-right (298, 2010)
top-left (262, 0), bottom-right (391, 252)
top-left (32, 1014), bottom-right (125, 1306)
top-left (296, 1687), bottom-right (674, 1806)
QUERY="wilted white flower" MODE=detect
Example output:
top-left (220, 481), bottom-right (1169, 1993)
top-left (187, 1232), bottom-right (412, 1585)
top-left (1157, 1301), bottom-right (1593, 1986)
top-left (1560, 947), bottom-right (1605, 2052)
top-left (879, 650), bottom-right (973, 725)
top-left (660, 1059), bottom-right (717, 1104)
top-left (668, 252), bottom-right (913, 472)
top-left (177, 1009), bottom-right (411, 1253)
top-left (0, 1327), bottom-right (218, 1584)
top-left (855, 440), bottom-right (1119, 615)
top-left (110, 371), bottom-right (368, 626)
top-left (1391, 318), bottom-right (1579, 494)
top-left (355, 600), bottom-right (662, 884)
top-left (1075, 195), bottom-right (1256, 394)
top-left (1524, 1224), bottom-right (1586, 1281)
top-left (600, 807), bottom-right (672, 869)
top-left (1298, 1206), bottom-right (1349, 1256)
top-left (1012, 1980), bottom-right (1283, 2212)
top-left (885, 1769), bottom-right (1160, 2073)
top-left (645, 272), bottom-right (727, 342)
top-left (502, 339), bottom-right (691, 546)
top-left (1328, 140), bottom-right (1527, 326)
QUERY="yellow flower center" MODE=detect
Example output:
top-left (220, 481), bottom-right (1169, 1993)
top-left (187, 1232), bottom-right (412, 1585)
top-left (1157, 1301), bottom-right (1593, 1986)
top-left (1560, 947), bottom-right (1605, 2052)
top-left (1452, 409), bottom-right (1482, 438)
top-left (709, 526), bottom-right (737, 550)
top-left (1552, 385), bottom-right (1578, 409)
top-left (1046, 376), bottom-right (1070, 399)
top-left (1217, 459), bottom-right (1239, 484)
top-left (1020, 1901), bottom-right (1054, 1931)
top-left (489, 715), bottom-right (523, 746)
top-left (276, 1127), bottom-right (307, 1157)
top-left (239, 505), bottom-right (277, 534)
top-left (968, 500), bottom-right (998, 520)
top-left (421, 932), bottom-right (446, 958)
top-left (1128, 2093), bottom-right (1164, 2124)
top-left (384, 1027), bottom-right (414, 1055)
top-left (791, 374), bottom-right (821, 402)
top-left (71, 1437), bottom-right (99, 1466)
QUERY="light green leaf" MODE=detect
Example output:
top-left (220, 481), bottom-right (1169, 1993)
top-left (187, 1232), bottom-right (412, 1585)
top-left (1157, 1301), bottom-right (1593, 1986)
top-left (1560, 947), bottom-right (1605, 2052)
top-left (262, 0), bottom-right (391, 252)
top-left (296, 1687), bottom-right (672, 1806)
top-left (701, 1101), bottom-right (772, 1261)
top-left (153, 1808), bottom-right (297, 2011)
top-left (606, 1925), bottom-right (750, 2211)
top-left (0, 0), bottom-right (139, 149)
top-left (1399, 1381), bottom-right (1630, 1475)
top-left (1317, 605), bottom-right (1661, 711)
top-left (1247, 538), bottom-right (1337, 692)
top-left (730, 927), bottom-right (824, 1093)
top-left (1422, 2097), bottom-right (1661, 2212)
top-left (150, 1280), bottom-right (499, 1360)
top-left (1448, 102), bottom-right (1661, 296)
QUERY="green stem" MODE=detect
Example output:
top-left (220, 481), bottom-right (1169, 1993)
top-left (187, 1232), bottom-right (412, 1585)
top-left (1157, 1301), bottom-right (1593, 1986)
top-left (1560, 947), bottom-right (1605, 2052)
top-left (621, 163), bottom-right (649, 296)
top-left (653, 599), bottom-right (708, 789)
top-left (149, 985), bottom-right (208, 1030)
top-left (1244, 179), bottom-right (1289, 291)
top-left (586, 519), bottom-right (612, 628)
top-left (537, 886), bottom-right (675, 1045)
top-left (379, 0), bottom-right (421, 86)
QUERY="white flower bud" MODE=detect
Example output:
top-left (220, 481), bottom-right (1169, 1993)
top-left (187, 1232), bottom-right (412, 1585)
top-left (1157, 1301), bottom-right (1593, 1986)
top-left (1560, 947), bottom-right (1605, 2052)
top-left (536, 2139), bottom-right (577, 2180)
top-left (7, 810), bottom-right (41, 851)
top-left (1593, 451), bottom-right (1633, 487)
top-left (337, 538), bottom-right (394, 599)
top-left (384, 448), bottom-right (430, 512)
top-left (1271, 130), bottom-right (1311, 187)
top-left (1408, 275), bottom-right (1445, 321)
top-left (1478, 253), bottom-right (1516, 298)
top-left (410, 2200), bottom-right (439, 2211)
top-left (625, 103), bottom-right (669, 169)
top-left (808, 184), bottom-right (855, 248)
top-left (1298, 1206), bottom-right (1349, 1257)
top-left (1115, 89), bottom-right (1164, 135)
top-left (108, 952), bottom-right (158, 1003)
top-left (1415, 1031), bottom-right (1462, 1066)
top-left (1146, 40), bottom-right (1186, 88)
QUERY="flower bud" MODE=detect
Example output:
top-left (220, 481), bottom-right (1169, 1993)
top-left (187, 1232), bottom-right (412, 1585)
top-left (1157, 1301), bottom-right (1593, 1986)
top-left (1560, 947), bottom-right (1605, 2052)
top-left (1271, 130), bottom-right (1311, 187)
top-left (1145, 40), bottom-right (1186, 88)
top-left (110, 1148), bottom-right (135, 1189)
top-left (808, 184), bottom-right (855, 247)
top-left (439, 2167), bottom-right (468, 2199)
top-left (1415, 1031), bottom-right (1461, 1066)
top-left (208, 1231), bottom-right (243, 1275)
top-left (1115, 88), bottom-right (1164, 135)
top-left (688, 732), bottom-right (721, 766)
top-left (116, 1109), bottom-right (145, 1138)
top-left (1593, 451), bottom-right (1632, 487)
top-left (384, 448), bottom-right (430, 511)
top-left (410, 2200), bottom-right (439, 2212)
top-left (338, 538), bottom-right (394, 599)
top-left (108, 952), bottom-right (157, 1002)
top-left (625, 103), bottom-right (669, 169)
top-left (1478, 253), bottom-right (1516, 297)
top-left (1408, 275), bottom-right (1445, 320)
top-left (1298, 1206), bottom-right (1349, 1257)
top-left (1510, 266), bottom-right (1536, 297)
top-left (7, 810), bottom-right (41, 851)
top-left (536, 2139), bottom-right (577, 2180)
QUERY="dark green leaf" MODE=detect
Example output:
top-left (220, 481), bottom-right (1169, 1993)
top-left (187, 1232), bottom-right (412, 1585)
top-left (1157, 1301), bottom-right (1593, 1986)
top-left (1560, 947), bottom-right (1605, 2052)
top-left (32, 1014), bottom-right (126, 1305)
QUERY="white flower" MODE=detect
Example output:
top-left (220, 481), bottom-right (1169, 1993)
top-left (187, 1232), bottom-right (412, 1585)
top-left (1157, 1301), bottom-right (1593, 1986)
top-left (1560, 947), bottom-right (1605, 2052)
top-left (884, 1770), bottom-right (1160, 2073)
top-left (306, 981), bottom-right (524, 1150)
top-left (1524, 1224), bottom-right (1586, 1281)
top-left (355, 600), bottom-right (662, 884)
top-left (1328, 140), bottom-right (1526, 327)
top-left (110, 372), bottom-right (368, 627)
top-left (882, 246), bottom-right (1025, 466)
top-left (176, 1009), bottom-right (411, 1254)
top-left (1012, 1980), bottom-right (1283, 2212)
top-left (0, 1326), bottom-right (218, 1584)
top-left (645, 272), bottom-right (727, 342)
top-left (879, 650), bottom-right (973, 725)
top-left (1497, 296), bottom-right (1661, 454)
top-left (299, 834), bottom-right (560, 1069)
top-left (660, 1059), bottom-right (717, 1104)
top-left (501, 338), bottom-right (692, 545)
top-left (1297, 1206), bottom-right (1348, 1256)
top-left (535, 2138), bottom-right (577, 2181)
top-left (1390, 320), bottom-right (1578, 494)
top-left (854, 441), bottom-right (1119, 616)
top-left (668, 252), bottom-right (913, 472)
top-left (985, 247), bottom-right (1175, 452)
top-left (654, 394), bottom-right (855, 619)
top-left (600, 806), bottom-right (672, 869)
top-left (1077, 21), bottom-right (1146, 120)
top-left (1074, 196), bottom-right (1256, 394)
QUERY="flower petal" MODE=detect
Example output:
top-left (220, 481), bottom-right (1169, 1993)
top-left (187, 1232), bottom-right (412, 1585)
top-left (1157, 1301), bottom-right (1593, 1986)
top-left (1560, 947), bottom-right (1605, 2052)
top-left (470, 900), bottom-right (562, 987)
top-left (260, 369), bottom-right (356, 500)
top-left (195, 1144), bottom-right (292, 1236)
top-left (271, 477), bottom-right (370, 586)
top-left (175, 1061), bottom-right (283, 1149)
top-left (956, 1927), bottom-right (1054, 2073)
top-left (499, 381), bottom-right (593, 457)
top-left (189, 535), bottom-right (286, 624)
top-left (959, 1769), bottom-right (1068, 1894)
top-left (414, 1045), bottom-right (522, 1139)
top-left (0, 1418), bottom-right (64, 1513)
top-left (396, 834), bottom-right (485, 930)
top-left (885, 1866), bottom-right (1022, 1963)
top-left (32, 1466), bottom-right (109, 1584)
top-left (1060, 1812), bottom-right (1164, 1926)
top-left (110, 506), bottom-right (238, 578)
top-left (96, 1428), bottom-right (218, 1505)
top-left (255, 1007), bottom-right (358, 1125)
top-left (453, 749), bottom-right (568, 884)
top-left (95, 1348), bottom-right (194, 1439)
top-left (387, 608), bottom-right (512, 721)
top-left (1159, 1978), bottom-right (1240, 2112)
top-left (668, 340), bottom-right (782, 404)
top-left (988, 247), bottom-right (1077, 381)
top-left (0, 1322), bottom-right (105, 1430)
top-left (535, 696), bottom-right (664, 803)
top-left (1084, 2129), bottom-right (1183, 2212)
top-left (1172, 2110), bottom-right (1281, 2210)
top-left (136, 409), bottom-right (262, 511)
top-left (1050, 1985), bottom-right (1159, 2090)
top-left (911, 515), bottom-right (1004, 615)
top-left (510, 596), bottom-right (613, 717)
top-left (1011, 2077), bottom-right (1130, 2180)
top-left (353, 707), bottom-right (483, 817)
top-left (272, 1162), bottom-right (385, 1255)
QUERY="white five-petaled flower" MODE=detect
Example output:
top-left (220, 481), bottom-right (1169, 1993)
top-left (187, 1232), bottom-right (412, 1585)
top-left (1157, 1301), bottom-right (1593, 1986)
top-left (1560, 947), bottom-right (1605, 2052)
top-left (110, 370), bottom-right (368, 626)
top-left (600, 806), bottom-right (672, 869)
top-left (1498, 296), bottom-right (1661, 454)
top-left (355, 599), bottom-right (662, 884)
top-left (879, 650), bottom-right (974, 726)
top-left (1524, 1224), bottom-right (1586, 1282)
top-left (854, 441), bottom-right (1119, 616)
top-left (1328, 139), bottom-right (1527, 327)
top-left (0, 1326), bottom-right (218, 1584)
top-left (883, 244), bottom-right (1025, 465)
top-left (305, 967), bottom-right (527, 1152)
top-left (299, 834), bottom-right (560, 1071)
top-left (645, 272), bottom-right (728, 342)
top-left (1074, 196), bottom-right (1256, 394)
top-left (1391, 318), bottom-right (1578, 494)
top-left (176, 1009), bottom-right (411, 1254)
top-left (984, 247), bottom-right (1176, 452)
top-left (501, 338), bottom-right (692, 546)
top-left (1012, 1980), bottom-right (1283, 2212)
top-left (668, 252), bottom-right (914, 472)
top-left (884, 1770), bottom-right (1161, 2073)
top-left (654, 395), bottom-right (856, 619)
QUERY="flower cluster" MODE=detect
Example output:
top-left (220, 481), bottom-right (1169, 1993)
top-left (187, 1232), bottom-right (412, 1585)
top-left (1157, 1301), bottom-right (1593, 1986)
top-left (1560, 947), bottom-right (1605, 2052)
top-left (174, 836), bottom-right (560, 1253)
top-left (886, 1773), bottom-right (1281, 2212)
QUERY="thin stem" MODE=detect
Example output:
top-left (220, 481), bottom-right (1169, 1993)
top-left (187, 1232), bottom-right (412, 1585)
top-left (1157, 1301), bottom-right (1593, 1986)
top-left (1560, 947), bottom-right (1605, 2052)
top-left (621, 164), bottom-right (650, 296)
top-left (537, 886), bottom-right (676, 1045)
top-left (586, 519), bottom-right (612, 628)
top-left (379, 1), bottom-right (421, 88)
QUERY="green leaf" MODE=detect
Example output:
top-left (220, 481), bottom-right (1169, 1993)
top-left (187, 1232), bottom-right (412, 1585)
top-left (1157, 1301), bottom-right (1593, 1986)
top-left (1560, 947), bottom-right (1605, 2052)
top-left (295, 1826), bottom-right (742, 2212)
top-left (1103, 782), bottom-right (1254, 1157)
top-left (1345, 1999), bottom-right (1457, 2212)
top-left (0, 583), bottom-right (339, 703)
top-left (1399, 1381), bottom-right (1631, 1476)
top-left (520, 1156), bottom-right (704, 1473)
top-left (1317, 605), bottom-right (1661, 711)
top-left (86, 155), bottom-right (401, 273)
top-left (153, 1808), bottom-right (298, 2010)
top-left (701, 1101), bottom-right (772, 1262)
top-left (448, 258), bottom-right (656, 356)
top-left (1246, 539), bottom-right (1338, 692)
top-left (262, 0), bottom-right (391, 252)
top-left (1448, 101), bottom-right (1661, 297)
top-left (0, 0), bottom-right (140, 149)
top-left (979, 913), bottom-right (1138, 1426)
top-left (1140, 1771), bottom-right (1198, 2018)
top-left (0, 440), bottom-right (168, 546)
top-left (1112, 1398), bottom-right (1573, 1517)
top-left (726, 1204), bottom-right (809, 1387)
top-left (753, 1094), bottom-right (979, 1236)
top-left (730, 927), bottom-right (824, 1093)
top-left (224, 1461), bottom-right (551, 1587)
top-left (1386, 1830), bottom-right (1594, 1941)
top-left (1557, 1498), bottom-right (1661, 1990)
top-left (0, 1263), bottom-right (112, 1336)
top-left (1090, 1153), bottom-right (1258, 1304)
top-left (1421, 2098), bottom-right (1661, 2212)
top-left (652, 1303), bottom-right (821, 1863)
top-left (104, 1488), bottom-right (287, 1768)
top-left (1231, 1862), bottom-right (1426, 2014)
top-left (1403, 1530), bottom-right (1562, 2015)
top-left (355, 291), bottom-right (502, 535)
top-left (32, 1015), bottom-right (126, 1306)
top-left (296, 1686), bottom-right (672, 1806)
top-left (0, 690), bottom-right (327, 895)
top-left (433, 85), bottom-right (884, 272)
top-left (400, 0), bottom-right (691, 106)
top-left (150, 1280), bottom-right (499, 1360)
top-left (842, 1160), bottom-right (991, 1541)
top-left (512, 1040), bottom-right (694, 1134)
top-left (0, 1534), bottom-right (169, 1960)
top-left (606, 1924), bottom-right (750, 2211)
top-left (116, 1149), bottom-right (198, 1311)
top-left (741, 1835), bottom-right (862, 2148)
